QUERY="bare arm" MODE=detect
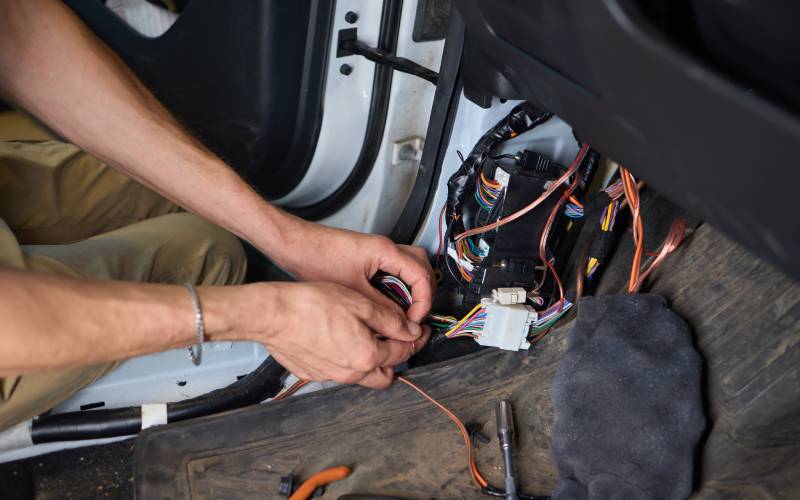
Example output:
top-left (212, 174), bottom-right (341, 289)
top-left (0, 0), bottom-right (434, 387)
top-left (0, 0), bottom-right (434, 320)
top-left (0, 268), bottom-right (428, 388)
top-left (0, 0), bottom-right (287, 253)
top-left (0, 269), bottom-right (240, 375)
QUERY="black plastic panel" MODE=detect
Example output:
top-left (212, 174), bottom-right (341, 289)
top-left (454, 0), bottom-right (800, 282)
top-left (64, 0), bottom-right (333, 200)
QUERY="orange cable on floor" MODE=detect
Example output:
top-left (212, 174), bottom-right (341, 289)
top-left (396, 376), bottom-right (488, 489)
top-left (288, 465), bottom-right (352, 500)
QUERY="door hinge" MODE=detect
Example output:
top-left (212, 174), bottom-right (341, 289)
top-left (338, 28), bottom-right (439, 85)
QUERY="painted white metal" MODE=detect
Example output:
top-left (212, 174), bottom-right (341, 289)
top-left (52, 341), bottom-right (268, 414)
top-left (316, 0), bottom-right (444, 234)
top-left (274, 0), bottom-right (383, 207)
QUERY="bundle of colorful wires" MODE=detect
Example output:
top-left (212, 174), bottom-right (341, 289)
top-left (564, 179), bottom-right (624, 220)
top-left (529, 299), bottom-right (573, 336)
top-left (372, 274), bottom-right (413, 309)
top-left (373, 276), bottom-right (480, 336)
top-left (604, 178), bottom-right (624, 200)
top-left (442, 303), bottom-right (487, 339)
top-left (585, 200), bottom-right (620, 279)
top-left (455, 237), bottom-right (484, 282)
top-left (474, 171), bottom-right (502, 212)
top-left (564, 195), bottom-right (584, 218)
top-left (428, 313), bottom-right (458, 330)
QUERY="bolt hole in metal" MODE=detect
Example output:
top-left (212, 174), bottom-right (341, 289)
top-left (344, 10), bottom-right (359, 24)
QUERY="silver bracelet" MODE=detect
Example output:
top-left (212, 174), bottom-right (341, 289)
top-left (183, 283), bottom-right (204, 366)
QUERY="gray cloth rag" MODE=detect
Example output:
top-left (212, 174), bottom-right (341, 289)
top-left (550, 294), bottom-right (705, 500)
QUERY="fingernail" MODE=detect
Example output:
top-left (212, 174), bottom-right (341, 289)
top-left (407, 321), bottom-right (422, 339)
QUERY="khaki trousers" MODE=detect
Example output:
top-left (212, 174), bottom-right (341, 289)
top-left (0, 140), bottom-right (246, 430)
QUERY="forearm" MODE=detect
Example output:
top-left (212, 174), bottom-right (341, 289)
top-left (0, 268), bottom-right (261, 375)
top-left (0, 0), bottom-right (295, 259)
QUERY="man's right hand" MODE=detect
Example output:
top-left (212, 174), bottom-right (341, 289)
top-left (236, 282), bottom-right (430, 389)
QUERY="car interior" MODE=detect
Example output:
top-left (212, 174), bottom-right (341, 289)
top-left (0, 0), bottom-right (798, 498)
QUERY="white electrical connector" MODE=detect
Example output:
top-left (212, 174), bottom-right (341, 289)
top-left (478, 303), bottom-right (537, 351)
top-left (491, 287), bottom-right (528, 305)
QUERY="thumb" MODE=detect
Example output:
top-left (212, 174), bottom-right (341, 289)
top-left (361, 303), bottom-right (422, 342)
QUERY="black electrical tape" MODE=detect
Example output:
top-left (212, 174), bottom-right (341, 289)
top-left (167, 356), bottom-right (284, 422)
top-left (445, 103), bottom-right (552, 224)
top-left (581, 190), bottom-right (612, 215)
top-left (31, 407), bottom-right (142, 443)
top-left (31, 357), bottom-right (286, 443)
top-left (588, 229), bottom-right (615, 262)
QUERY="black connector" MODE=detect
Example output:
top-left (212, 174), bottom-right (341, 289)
top-left (467, 422), bottom-right (492, 445)
top-left (517, 150), bottom-right (554, 176)
top-left (278, 475), bottom-right (298, 497)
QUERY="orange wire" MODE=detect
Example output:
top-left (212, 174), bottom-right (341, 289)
top-left (620, 167), bottom-right (644, 293)
top-left (397, 376), bottom-right (488, 489)
top-left (455, 240), bottom-right (474, 282)
top-left (274, 379), bottom-right (310, 401)
top-left (288, 465), bottom-right (352, 500)
top-left (274, 377), bottom-right (490, 492)
top-left (568, 195), bottom-right (583, 208)
top-left (633, 218), bottom-right (686, 292)
top-left (455, 144), bottom-right (590, 241)
top-left (480, 171), bottom-right (501, 189)
top-left (535, 170), bottom-right (583, 308)
top-left (620, 168), bottom-right (685, 293)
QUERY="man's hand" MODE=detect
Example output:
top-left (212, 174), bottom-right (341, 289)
top-left (269, 220), bottom-right (436, 323)
top-left (242, 282), bottom-right (430, 388)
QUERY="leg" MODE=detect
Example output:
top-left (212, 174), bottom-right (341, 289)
top-left (0, 140), bottom-right (180, 245)
top-left (0, 213), bottom-right (246, 430)
top-left (22, 212), bottom-right (247, 285)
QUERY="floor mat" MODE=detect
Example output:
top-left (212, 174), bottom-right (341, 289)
top-left (134, 224), bottom-right (800, 499)
top-left (0, 438), bottom-right (134, 499)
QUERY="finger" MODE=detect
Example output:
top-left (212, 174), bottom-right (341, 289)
top-left (378, 248), bottom-right (434, 323)
top-left (374, 337), bottom-right (417, 367)
top-left (400, 244), bottom-right (431, 266)
top-left (358, 367), bottom-right (395, 389)
top-left (361, 282), bottom-right (407, 316)
top-left (361, 302), bottom-right (422, 341)
top-left (411, 325), bottom-right (432, 354)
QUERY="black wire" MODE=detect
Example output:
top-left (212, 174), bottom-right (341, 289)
top-left (490, 153), bottom-right (518, 161)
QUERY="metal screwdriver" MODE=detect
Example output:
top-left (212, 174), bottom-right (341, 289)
top-left (495, 400), bottom-right (519, 500)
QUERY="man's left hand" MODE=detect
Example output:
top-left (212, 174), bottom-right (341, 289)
top-left (273, 220), bottom-right (436, 323)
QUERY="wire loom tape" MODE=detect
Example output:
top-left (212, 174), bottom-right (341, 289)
top-left (140, 403), bottom-right (168, 430)
top-left (0, 420), bottom-right (33, 451)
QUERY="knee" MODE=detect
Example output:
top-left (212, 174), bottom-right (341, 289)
top-left (194, 220), bottom-right (247, 286)
top-left (164, 213), bottom-right (247, 286)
